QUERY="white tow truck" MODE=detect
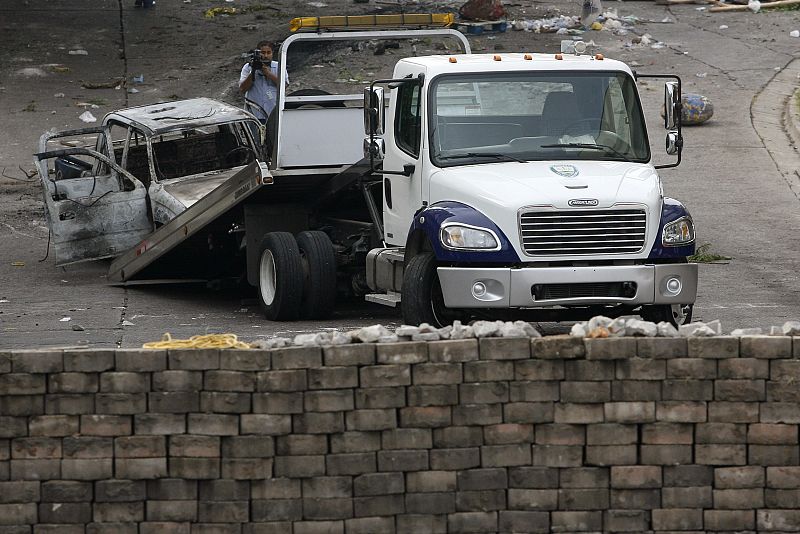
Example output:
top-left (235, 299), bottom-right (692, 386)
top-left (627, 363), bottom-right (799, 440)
top-left (35, 15), bottom-right (697, 326)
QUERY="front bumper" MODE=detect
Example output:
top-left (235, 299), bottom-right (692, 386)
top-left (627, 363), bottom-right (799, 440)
top-left (437, 264), bottom-right (698, 308)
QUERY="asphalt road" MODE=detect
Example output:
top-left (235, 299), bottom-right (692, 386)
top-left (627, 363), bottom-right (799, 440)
top-left (0, 0), bottom-right (799, 348)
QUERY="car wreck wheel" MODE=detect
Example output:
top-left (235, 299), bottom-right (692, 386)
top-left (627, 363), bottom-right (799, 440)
top-left (257, 232), bottom-right (303, 321)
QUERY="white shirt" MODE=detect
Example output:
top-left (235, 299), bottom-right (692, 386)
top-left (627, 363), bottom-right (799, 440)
top-left (239, 60), bottom-right (280, 121)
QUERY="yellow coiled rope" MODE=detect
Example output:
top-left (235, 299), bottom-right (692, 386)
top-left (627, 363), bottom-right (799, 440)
top-left (143, 333), bottom-right (252, 349)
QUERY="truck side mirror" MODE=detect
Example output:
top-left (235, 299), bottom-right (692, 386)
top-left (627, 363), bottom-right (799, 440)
top-left (666, 131), bottom-right (680, 156)
top-left (363, 87), bottom-right (385, 135)
top-left (363, 138), bottom-right (385, 162)
top-left (664, 81), bottom-right (680, 130)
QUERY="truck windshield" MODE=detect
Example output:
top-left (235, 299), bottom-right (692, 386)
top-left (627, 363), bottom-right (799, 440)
top-left (429, 71), bottom-right (649, 167)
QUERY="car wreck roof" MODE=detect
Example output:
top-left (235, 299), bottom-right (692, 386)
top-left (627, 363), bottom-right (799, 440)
top-left (104, 97), bottom-right (254, 135)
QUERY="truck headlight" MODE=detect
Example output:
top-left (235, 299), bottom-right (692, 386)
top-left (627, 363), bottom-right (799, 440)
top-left (441, 224), bottom-right (499, 250)
top-left (662, 216), bottom-right (695, 246)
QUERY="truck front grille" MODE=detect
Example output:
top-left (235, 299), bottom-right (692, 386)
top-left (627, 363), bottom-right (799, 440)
top-left (520, 209), bottom-right (647, 256)
top-left (532, 282), bottom-right (637, 301)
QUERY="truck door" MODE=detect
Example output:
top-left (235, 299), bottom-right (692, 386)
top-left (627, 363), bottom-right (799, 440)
top-left (382, 80), bottom-right (423, 246)
top-left (35, 126), bottom-right (153, 265)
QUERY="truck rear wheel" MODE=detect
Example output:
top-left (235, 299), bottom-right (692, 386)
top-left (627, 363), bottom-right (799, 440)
top-left (641, 303), bottom-right (693, 328)
top-left (296, 230), bottom-right (337, 320)
top-left (401, 252), bottom-right (458, 327)
top-left (258, 232), bottom-right (303, 321)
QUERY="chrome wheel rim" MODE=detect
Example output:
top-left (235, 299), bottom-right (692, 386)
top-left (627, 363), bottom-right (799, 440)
top-left (671, 304), bottom-right (690, 326)
top-left (259, 249), bottom-right (277, 306)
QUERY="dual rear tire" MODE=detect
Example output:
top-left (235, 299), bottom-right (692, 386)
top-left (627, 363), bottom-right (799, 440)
top-left (257, 230), bottom-right (336, 321)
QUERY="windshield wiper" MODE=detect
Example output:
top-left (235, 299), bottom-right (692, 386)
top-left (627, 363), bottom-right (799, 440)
top-left (541, 143), bottom-right (632, 162)
top-left (438, 152), bottom-right (527, 163)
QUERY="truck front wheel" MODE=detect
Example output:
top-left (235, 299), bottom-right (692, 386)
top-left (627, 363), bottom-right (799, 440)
top-left (296, 230), bottom-right (337, 320)
top-left (401, 252), bottom-right (459, 327)
top-left (258, 232), bottom-right (303, 321)
top-left (641, 303), bottom-right (693, 328)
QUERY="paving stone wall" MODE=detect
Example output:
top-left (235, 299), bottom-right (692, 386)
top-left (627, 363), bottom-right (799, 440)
top-left (1, 335), bottom-right (799, 533)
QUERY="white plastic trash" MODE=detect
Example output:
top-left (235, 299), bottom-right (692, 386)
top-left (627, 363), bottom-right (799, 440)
top-left (791, 30), bottom-right (800, 38)
top-left (78, 111), bottom-right (97, 123)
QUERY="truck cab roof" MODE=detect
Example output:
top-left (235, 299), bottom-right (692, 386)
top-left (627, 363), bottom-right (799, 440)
top-left (103, 97), bottom-right (257, 137)
top-left (399, 53), bottom-right (634, 77)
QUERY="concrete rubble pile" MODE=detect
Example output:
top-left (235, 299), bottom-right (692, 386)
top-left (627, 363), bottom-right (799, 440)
top-left (250, 318), bottom-right (800, 349)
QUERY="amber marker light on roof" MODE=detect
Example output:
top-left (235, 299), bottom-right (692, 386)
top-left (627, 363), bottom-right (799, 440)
top-left (523, 54), bottom-right (532, 60)
top-left (595, 53), bottom-right (604, 60)
top-left (555, 54), bottom-right (563, 60)
top-left (449, 57), bottom-right (457, 63)
top-left (493, 55), bottom-right (502, 61)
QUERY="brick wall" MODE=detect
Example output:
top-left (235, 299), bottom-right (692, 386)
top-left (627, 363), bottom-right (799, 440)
top-left (1, 335), bottom-right (799, 533)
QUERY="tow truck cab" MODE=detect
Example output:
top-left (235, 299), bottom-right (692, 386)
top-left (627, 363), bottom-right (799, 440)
top-left (364, 49), bottom-right (697, 327)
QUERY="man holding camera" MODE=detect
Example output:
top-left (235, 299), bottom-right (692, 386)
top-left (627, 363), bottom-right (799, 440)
top-left (238, 40), bottom-right (280, 123)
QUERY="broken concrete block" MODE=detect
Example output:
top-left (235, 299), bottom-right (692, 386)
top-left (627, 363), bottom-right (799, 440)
top-left (731, 328), bottom-right (763, 336)
top-left (357, 325), bottom-right (392, 343)
top-left (626, 319), bottom-right (658, 337)
top-left (781, 321), bottom-right (800, 336)
top-left (657, 322), bottom-right (679, 337)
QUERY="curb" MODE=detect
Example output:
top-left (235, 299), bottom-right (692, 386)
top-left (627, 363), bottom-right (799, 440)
top-left (751, 58), bottom-right (800, 196)
top-left (784, 84), bottom-right (800, 152)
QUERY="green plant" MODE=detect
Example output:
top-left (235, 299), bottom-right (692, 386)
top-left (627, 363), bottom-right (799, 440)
top-left (689, 243), bottom-right (731, 263)
top-left (23, 101), bottom-right (36, 112)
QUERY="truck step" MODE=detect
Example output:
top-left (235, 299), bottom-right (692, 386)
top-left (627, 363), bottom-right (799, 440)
top-left (365, 292), bottom-right (402, 307)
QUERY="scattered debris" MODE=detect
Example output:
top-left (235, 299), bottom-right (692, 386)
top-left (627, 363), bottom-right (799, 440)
top-left (511, 15), bottom-right (582, 33)
top-left (308, 1), bottom-right (328, 6)
top-left (50, 66), bottom-right (70, 74)
top-left (709, 0), bottom-right (800, 11)
top-left (791, 30), bottom-right (800, 37)
top-left (17, 67), bottom-right (48, 77)
top-left (132, 74), bottom-right (145, 83)
top-left (11, 261), bottom-right (25, 267)
top-left (68, 49), bottom-right (89, 56)
top-left (719, 24), bottom-right (729, 29)
top-left (204, 6), bottom-right (237, 18)
top-left (121, 320), bottom-right (135, 326)
top-left (81, 78), bottom-right (125, 90)
top-left (459, 0), bottom-right (507, 21)
top-left (661, 93), bottom-right (714, 125)
top-left (53, 93), bottom-right (65, 98)
top-left (60, 317), bottom-right (71, 322)
top-left (78, 111), bottom-right (97, 123)
top-left (71, 324), bottom-right (85, 332)
top-left (455, 20), bottom-right (509, 35)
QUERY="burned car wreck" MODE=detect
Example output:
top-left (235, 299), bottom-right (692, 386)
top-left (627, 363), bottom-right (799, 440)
top-left (35, 98), bottom-right (267, 266)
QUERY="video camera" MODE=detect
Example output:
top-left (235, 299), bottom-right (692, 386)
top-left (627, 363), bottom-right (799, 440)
top-left (249, 49), bottom-right (263, 71)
